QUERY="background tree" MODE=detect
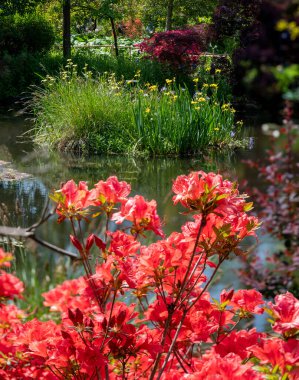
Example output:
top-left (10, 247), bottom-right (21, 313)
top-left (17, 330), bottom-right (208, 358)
top-left (63, 0), bottom-right (71, 59)
top-left (0, 0), bottom-right (45, 15)
top-left (71, 0), bottom-right (122, 55)
top-left (142, 0), bottom-right (218, 33)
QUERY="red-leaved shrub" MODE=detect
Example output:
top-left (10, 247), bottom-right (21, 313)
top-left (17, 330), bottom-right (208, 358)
top-left (137, 29), bottom-right (202, 71)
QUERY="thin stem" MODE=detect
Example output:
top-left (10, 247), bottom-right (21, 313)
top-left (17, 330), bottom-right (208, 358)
top-left (173, 350), bottom-right (188, 373)
top-left (156, 311), bottom-right (187, 380)
top-left (148, 310), bottom-right (174, 380)
top-left (187, 255), bottom-right (226, 312)
top-left (217, 318), bottom-right (242, 345)
top-left (156, 256), bottom-right (226, 380)
top-left (105, 363), bottom-right (110, 380)
top-left (177, 252), bottom-right (207, 309)
top-left (100, 289), bottom-right (118, 350)
top-left (149, 215), bottom-right (206, 380)
top-left (173, 216), bottom-right (206, 309)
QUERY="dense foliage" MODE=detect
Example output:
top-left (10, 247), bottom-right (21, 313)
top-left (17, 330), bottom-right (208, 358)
top-left (0, 13), bottom-right (55, 54)
top-left (31, 64), bottom-right (237, 155)
top-left (0, 13), bottom-right (55, 101)
top-left (0, 0), bottom-right (45, 15)
top-left (1, 172), bottom-right (299, 378)
top-left (138, 29), bottom-right (202, 72)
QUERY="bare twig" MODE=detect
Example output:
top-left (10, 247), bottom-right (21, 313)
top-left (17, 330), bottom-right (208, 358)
top-left (0, 208), bottom-right (79, 260)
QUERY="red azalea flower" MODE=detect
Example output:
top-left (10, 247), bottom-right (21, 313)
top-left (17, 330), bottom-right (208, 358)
top-left (112, 195), bottom-right (164, 237)
top-left (43, 277), bottom-right (91, 314)
top-left (173, 171), bottom-right (237, 211)
top-left (108, 230), bottom-right (140, 257)
top-left (213, 329), bottom-right (264, 359)
top-left (0, 271), bottom-right (24, 299)
top-left (268, 292), bottom-right (299, 336)
top-left (89, 176), bottom-right (131, 206)
top-left (249, 338), bottom-right (299, 376)
top-left (187, 352), bottom-right (263, 380)
top-left (51, 180), bottom-right (92, 223)
top-left (231, 289), bottom-right (264, 315)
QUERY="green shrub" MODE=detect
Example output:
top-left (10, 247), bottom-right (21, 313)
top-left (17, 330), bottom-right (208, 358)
top-left (32, 68), bottom-right (134, 154)
top-left (0, 51), bottom-right (62, 101)
top-left (0, 13), bottom-right (55, 55)
top-left (0, 13), bottom-right (56, 101)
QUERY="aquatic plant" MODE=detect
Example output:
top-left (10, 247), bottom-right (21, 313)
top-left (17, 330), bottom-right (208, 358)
top-left (31, 63), bottom-right (239, 156)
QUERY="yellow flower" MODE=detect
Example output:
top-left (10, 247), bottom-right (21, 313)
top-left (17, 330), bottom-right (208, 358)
top-left (193, 78), bottom-right (199, 83)
top-left (205, 66), bottom-right (211, 72)
top-left (197, 97), bottom-right (206, 103)
top-left (289, 21), bottom-right (299, 40)
top-left (149, 85), bottom-right (158, 91)
top-left (276, 19), bottom-right (289, 31)
top-left (215, 69), bottom-right (222, 74)
top-left (203, 83), bottom-right (209, 89)
top-left (145, 107), bottom-right (151, 113)
top-left (195, 106), bottom-right (200, 111)
top-left (214, 127), bottom-right (220, 131)
top-left (166, 79), bottom-right (173, 85)
top-left (210, 83), bottom-right (218, 90)
top-left (172, 95), bottom-right (178, 101)
top-left (191, 101), bottom-right (198, 104)
top-left (221, 104), bottom-right (230, 111)
top-left (275, 19), bottom-right (299, 40)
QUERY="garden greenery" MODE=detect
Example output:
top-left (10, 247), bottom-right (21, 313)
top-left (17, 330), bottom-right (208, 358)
top-left (31, 62), bottom-right (239, 156)
top-left (1, 171), bottom-right (299, 378)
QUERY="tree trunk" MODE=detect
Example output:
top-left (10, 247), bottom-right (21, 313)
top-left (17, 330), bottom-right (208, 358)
top-left (63, 0), bottom-right (71, 60)
top-left (165, 0), bottom-right (174, 31)
top-left (110, 16), bottom-right (119, 57)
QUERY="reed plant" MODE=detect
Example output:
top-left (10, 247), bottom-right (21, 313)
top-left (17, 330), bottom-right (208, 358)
top-left (132, 79), bottom-right (237, 155)
top-left (32, 64), bottom-right (133, 154)
top-left (31, 62), bottom-right (240, 156)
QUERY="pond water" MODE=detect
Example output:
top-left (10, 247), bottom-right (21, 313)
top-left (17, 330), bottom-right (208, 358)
top-left (0, 112), bottom-right (284, 329)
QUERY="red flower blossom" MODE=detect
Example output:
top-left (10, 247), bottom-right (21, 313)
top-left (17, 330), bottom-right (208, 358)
top-left (249, 338), bottom-right (299, 377)
top-left (0, 271), bottom-right (24, 299)
top-left (43, 277), bottom-right (91, 314)
top-left (231, 289), bottom-right (264, 316)
top-left (268, 292), bottom-right (299, 337)
top-left (89, 176), bottom-right (131, 207)
top-left (51, 180), bottom-right (91, 223)
top-left (173, 171), bottom-right (233, 210)
top-left (213, 329), bottom-right (264, 359)
top-left (112, 195), bottom-right (164, 237)
top-left (108, 230), bottom-right (140, 257)
top-left (188, 352), bottom-right (263, 380)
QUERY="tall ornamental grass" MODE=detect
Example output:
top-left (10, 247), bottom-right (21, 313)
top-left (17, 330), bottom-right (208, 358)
top-left (31, 62), bottom-right (240, 156)
top-left (132, 79), bottom-right (238, 155)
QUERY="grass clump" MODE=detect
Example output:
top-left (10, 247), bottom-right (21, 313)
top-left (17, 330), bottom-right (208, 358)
top-left (31, 62), bottom-right (240, 156)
